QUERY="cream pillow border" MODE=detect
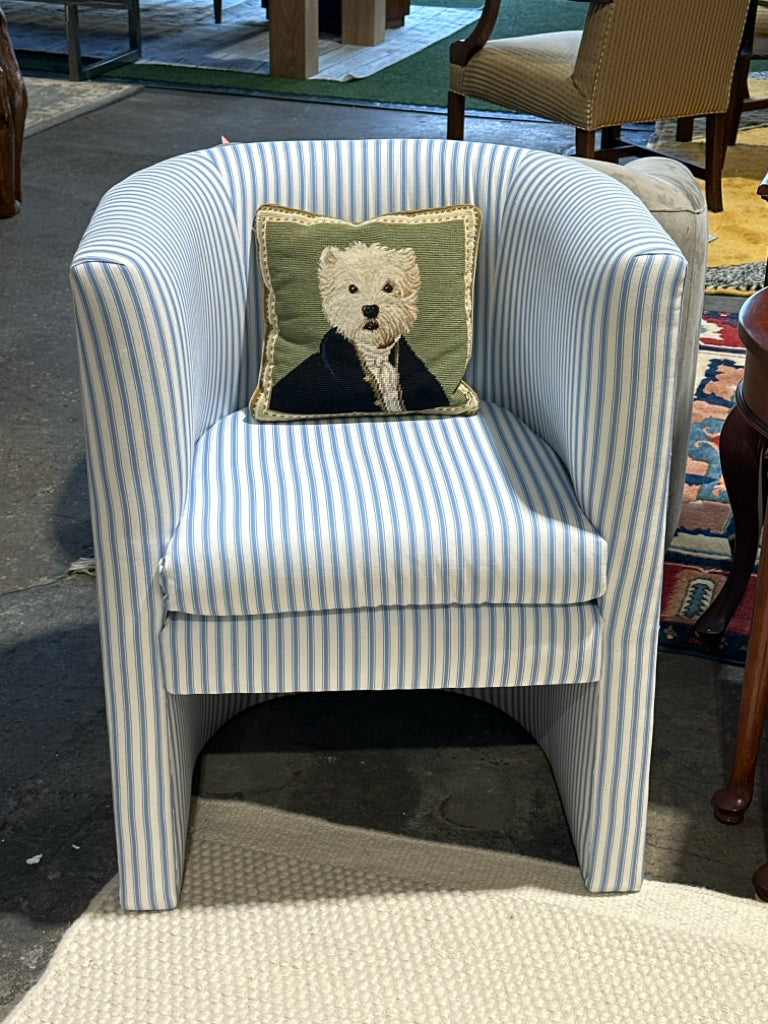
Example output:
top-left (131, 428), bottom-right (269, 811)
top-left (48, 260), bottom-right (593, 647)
top-left (250, 203), bottom-right (483, 422)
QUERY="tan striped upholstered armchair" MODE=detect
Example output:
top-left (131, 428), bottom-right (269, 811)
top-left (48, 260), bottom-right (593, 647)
top-left (448, 0), bottom-right (751, 212)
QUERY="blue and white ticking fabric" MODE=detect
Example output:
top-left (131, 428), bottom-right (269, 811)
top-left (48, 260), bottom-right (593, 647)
top-left (71, 139), bottom-right (688, 910)
top-left (159, 403), bottom-right (606, 617)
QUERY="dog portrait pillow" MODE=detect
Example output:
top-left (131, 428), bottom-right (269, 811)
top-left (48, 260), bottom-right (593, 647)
top-left (250, 204), bottom-right (482, 421)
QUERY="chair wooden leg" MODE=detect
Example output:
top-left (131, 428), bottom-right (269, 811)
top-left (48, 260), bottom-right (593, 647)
top-left (676, 116), bottom-right (694, 142)
top-left (696, 409), bottom-right (767, 649)
top-left (600, 125), bottom-right (622, 149)
top-left (574, 128), bottom-right (596, 159)
top-left (726, 52), bottom-right (750, 145)
top-left (447, 91), bottom-right (465, 141)
top-left (704, 111), bottom-right (727, 213)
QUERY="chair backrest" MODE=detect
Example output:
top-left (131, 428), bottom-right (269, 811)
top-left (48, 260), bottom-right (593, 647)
top-left (574, 0), bottom-right (751, 124)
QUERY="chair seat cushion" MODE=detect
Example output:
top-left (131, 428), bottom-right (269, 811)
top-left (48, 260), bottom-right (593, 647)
top-left (159, 401), bottom-right (607, 617)
top-left (450, 31), bottom-right (590, 129)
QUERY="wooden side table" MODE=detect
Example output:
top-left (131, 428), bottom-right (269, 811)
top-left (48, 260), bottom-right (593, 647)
top-left (701, 288), bottom-right (768, 898)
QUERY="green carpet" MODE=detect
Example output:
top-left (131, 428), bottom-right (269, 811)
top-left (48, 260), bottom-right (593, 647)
top-left (103, 0), bottom-right (587, 108)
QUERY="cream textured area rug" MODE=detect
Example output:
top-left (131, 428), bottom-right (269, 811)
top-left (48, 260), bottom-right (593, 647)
top-left (6, 799), bottom-right (768, 1024)
top-left (24, 77), bottom-right (141, 136)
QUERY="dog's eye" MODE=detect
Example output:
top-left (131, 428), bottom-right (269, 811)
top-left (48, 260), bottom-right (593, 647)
top-left (382, 282), bottom-right (394, 293)
top-left (348, 284), bottom-right (358, 294)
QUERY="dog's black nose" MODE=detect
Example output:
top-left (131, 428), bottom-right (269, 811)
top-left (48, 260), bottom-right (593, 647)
top-left (362, 305), bottom-right (379, 319)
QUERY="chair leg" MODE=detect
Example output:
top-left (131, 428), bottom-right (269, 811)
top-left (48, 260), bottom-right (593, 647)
top-left (495, 657), bottom-right (653, 893)
top-left (214, 0), bottom-right (222, 23)
top-left (676, 116), bottom-right (694, 142)
top-left (726, 52), bottom-right (750, 146)
top-left (704, 111), bottom-right (727, 213)
top-left (574, 128), bottom-right (596, 159)
top-left (600, 125), bottom-right (622, 149)
top-left (447, 91), bottom-right (465, 141)
top-left (110, 689), bottom-right (257, 909)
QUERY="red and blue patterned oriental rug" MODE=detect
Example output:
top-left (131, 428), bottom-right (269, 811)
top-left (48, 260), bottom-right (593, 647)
top-left (659, 311), bottom-right (755, 665)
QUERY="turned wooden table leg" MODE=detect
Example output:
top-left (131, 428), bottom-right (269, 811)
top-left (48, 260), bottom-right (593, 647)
top-left (695, 408), bottom-right (767, 650)
top-left (712, 509), bottom-right (768, 823)
top-left (0, 6), bottom-right (27, 218)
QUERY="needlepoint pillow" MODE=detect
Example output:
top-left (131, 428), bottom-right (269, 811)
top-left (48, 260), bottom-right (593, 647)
top-left (249, 204), bottom-right (482, 421)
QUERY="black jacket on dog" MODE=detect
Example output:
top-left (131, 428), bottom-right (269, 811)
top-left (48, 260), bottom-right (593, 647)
top-left (269, 328), bottom-right (448, 415)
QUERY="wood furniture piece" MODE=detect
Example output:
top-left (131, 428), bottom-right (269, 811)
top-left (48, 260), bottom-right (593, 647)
top-left (0, 5), bottom-right (27, 218)
top-left (250, 0), bottom-right (393, 79)
top-left (447, 0), bottom-right (751, 212)
top-left (705, 289), bottom-right (768, 828)
top-left (697, 170), bottom-right (768, 899)
top-left (269, 0), bottom-right (386, 78)
top-left (680, 0), bottom-right (768, 148)
top-left (12, 0), bottom-right (140, 80)
top-left (708, 286), bottom-right (768, 897)
top-left (701, 288), bottom-right (768, 899)
top-left (384, 0), bottom-right (410, 29)
top-left (253, 0), bottom-right (407, 32)
top-left (730, 0), bottom-right (768, 136)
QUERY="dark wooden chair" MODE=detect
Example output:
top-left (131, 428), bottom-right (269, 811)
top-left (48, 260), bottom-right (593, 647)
top-left (447, 0), bottom-right (751, 212)
top-left (727, 0), bottom-right (768, 139)
top-left (680, 0), bottom-right (768, 148)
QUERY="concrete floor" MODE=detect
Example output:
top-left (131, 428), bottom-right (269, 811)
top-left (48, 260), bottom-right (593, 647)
top-left (0, 84), bottom-right (766, 1019)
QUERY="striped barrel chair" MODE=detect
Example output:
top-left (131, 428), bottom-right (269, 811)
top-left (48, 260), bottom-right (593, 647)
top-left (71, 139), bottom-right (693, 910)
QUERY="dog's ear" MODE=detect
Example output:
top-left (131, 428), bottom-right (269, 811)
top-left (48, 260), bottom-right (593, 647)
top-left (319, 246), bottom-right (341, 268)
top-left (394, 248), bottom-right (421, 293)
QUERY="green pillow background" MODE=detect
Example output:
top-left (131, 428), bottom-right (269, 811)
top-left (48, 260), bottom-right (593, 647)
top-left (253, 206), bottom-right (481, 419)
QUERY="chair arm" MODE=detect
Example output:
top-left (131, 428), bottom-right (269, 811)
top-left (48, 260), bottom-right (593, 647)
top-left (487, 156), bottom-right (688, 558)
top-left (72, 151), bottom-right (251, 430)
top-left (450, 0), bottom-right (612, 66)
top-left (574, 156), bottom-right (708, 548)
top-left (70, 151), bottom-right (251, 591)
top-left (449, 0), bottom-right (502, 65)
